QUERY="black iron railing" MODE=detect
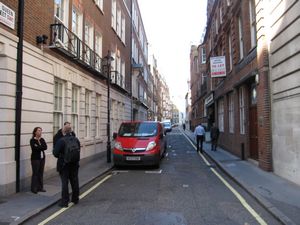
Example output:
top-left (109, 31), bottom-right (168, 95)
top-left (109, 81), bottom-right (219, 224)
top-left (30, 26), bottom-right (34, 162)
top-left (50, 23), bottom-right (103, 74)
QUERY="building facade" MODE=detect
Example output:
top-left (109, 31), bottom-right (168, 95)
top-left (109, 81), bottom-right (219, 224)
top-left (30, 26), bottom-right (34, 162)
top-left (192, 0), bottom-right (272, 171)
top-left (268, 0), bottom-right (300, 185)
top-left (191, 0), bottom-right (300, 185)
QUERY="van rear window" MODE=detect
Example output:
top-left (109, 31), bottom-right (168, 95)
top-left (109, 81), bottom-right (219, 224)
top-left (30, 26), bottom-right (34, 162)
top-left (118, 122), bottom-right (158, 137)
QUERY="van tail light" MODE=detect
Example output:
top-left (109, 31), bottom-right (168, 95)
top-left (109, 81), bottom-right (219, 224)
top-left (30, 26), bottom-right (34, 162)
top-left (114, 141), bottom-right (123, 151)
top-left (146, 141), bottom-right (156, 151)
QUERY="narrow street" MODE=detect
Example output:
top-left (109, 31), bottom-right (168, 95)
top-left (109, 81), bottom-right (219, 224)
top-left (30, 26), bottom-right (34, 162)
top-left (24, 128), bottom-right (281, 225)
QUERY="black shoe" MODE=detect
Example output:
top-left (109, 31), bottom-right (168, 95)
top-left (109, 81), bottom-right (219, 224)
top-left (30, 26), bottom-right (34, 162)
top-left (71, 200), bottom-right (79, 205)
top-left (58, 203), bottom-right (68, 208)
top-left (38, 189), bottom-right (46, 192)
top-left (31, 190), bottom-right (38, 194)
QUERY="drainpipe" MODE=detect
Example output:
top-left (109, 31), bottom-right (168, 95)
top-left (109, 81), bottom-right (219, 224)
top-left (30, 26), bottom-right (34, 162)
top-left (15, 0), bottom-right (25, 193)
top-left (130, 0), bottom-right (133, 121)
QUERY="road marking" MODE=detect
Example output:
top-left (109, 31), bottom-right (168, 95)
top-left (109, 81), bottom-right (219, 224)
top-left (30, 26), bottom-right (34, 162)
top-left (145, 169), bottom-right (162, 174)
top-left (181, 131), bottom-right (268, 225)
top-left (38, 174), bottom-right (112, 225)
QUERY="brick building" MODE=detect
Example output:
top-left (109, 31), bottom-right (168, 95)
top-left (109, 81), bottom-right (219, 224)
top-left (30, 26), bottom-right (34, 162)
top-left (191, 0), bottom-right (273, 171)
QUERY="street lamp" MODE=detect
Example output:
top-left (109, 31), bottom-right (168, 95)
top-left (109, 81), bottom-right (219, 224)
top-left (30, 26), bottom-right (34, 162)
top-left (103, 51), bottom-right (114, 163)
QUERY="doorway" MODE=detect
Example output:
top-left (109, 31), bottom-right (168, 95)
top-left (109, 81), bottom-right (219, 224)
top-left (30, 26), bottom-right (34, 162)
top-left (249, 84), bottom-right (258, 160)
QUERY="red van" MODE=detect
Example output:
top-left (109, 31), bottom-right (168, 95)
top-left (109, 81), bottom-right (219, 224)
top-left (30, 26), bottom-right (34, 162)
top-left (113, 121), bottom-right (167, 168)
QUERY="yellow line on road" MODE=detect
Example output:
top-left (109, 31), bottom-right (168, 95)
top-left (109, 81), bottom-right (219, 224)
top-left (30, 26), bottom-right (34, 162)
top-left (181, 131), bottom-right (268, 225)
top-left (38, 174), bottom-right (112, 225)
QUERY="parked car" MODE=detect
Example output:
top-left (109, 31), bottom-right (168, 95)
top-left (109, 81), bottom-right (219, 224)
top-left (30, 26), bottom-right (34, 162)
top-left (162, 121), bottom-right (172, 133)
top-left (113, 121), bottom-right (167, 168)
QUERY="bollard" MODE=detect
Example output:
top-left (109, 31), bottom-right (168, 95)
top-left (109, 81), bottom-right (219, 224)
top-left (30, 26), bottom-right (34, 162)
top-left (241, 143), bottom-right (245, 160)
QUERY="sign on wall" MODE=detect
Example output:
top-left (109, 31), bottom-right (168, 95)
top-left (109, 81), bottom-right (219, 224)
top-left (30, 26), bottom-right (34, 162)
top-left (210, 56), bottom-right (226, 78)
top-left (0, 2), bottom-right (15, 30)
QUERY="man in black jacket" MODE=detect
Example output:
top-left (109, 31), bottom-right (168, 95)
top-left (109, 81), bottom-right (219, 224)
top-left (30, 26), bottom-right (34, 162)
top-left (53, 127), bottom-right (80, 208)
top-left (53, 122), bottom-right (76, 147)
top-left (210, 123), bottom-right (220, 151)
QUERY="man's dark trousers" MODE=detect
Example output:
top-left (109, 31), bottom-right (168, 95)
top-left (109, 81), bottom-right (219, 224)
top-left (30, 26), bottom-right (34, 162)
top-left (59, 163), bottom-right (79, 205)
top-left (196, 135), bottom-right (204, 153)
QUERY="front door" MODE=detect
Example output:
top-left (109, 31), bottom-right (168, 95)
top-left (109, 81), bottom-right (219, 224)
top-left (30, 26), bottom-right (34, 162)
top-left (249, 84), bottom-right (258, 160)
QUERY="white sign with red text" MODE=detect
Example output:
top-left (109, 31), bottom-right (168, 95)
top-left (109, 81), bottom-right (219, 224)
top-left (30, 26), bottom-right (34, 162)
top-left (210, 56), bottom-right (226, 78)
top-left (0, 2), bottom-right (15, 30)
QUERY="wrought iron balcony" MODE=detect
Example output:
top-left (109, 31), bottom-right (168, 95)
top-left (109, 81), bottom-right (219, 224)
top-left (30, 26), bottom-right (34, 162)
top-left (50, 23), bottom-right (103, 75)
top-left (110, 71), bottom-right (125, 89)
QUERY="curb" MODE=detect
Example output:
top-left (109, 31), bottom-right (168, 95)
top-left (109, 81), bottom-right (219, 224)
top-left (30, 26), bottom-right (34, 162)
top-left (183, 130), bottom-right (296, 225)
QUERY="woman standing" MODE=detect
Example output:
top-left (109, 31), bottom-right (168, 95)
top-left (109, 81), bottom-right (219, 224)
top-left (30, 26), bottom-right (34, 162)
top-left (30, 127), bottom-right (47, 194)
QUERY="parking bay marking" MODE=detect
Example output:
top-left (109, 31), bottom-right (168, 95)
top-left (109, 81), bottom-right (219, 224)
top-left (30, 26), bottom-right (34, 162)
top-left (181, 131), bottom-right (267, 225)
top-left (38, 174), bottom-right (112, 225)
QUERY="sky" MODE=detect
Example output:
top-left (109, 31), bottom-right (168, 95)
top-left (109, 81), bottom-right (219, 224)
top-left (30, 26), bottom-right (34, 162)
top-left (138, 0), bottom-right (207, 113)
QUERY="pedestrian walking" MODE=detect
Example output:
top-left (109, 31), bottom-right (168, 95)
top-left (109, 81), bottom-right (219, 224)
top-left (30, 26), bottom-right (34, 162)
top-left (210, 123), bottom-right (220, 151)
top-left (53, 121), bottom-right (76, 147)
top-left (182, 123), bottom-right (186, 131)
top-left (53, 125), bottom-right (81, 208)
top-left (194, 123), bottom-right (205, 153)
top-left (30, 127), bottom-right (47, 194)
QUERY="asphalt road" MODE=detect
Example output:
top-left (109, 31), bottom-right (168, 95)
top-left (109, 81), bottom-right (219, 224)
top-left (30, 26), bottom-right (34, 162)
top-left (24, 128), bottom-right (282, 225)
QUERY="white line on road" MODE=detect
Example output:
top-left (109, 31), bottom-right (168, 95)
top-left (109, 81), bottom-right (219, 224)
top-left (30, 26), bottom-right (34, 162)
top-left (181, 131), bottom-right (268, 225)
top-left (38, 174), bottom-right (112, 225)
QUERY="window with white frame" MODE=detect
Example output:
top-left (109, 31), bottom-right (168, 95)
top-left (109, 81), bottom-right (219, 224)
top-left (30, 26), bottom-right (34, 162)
top-left (201, 73), bottom-right (206, 85)
top-left (121, 16), bottom-right (126, 43)
top-left (72, 7), bottom-right (82, 55)
top-left (219, 4), bottom-right (223, 24)
top-left (54, 0), bottom-right (64, 22)
top-left (85, 90), bottom-right (91, 138)
top-left (239, 87), bottom-right (246, 134)
top-left (95, 0), bottom-right (103, 11)
top-left (95, 94), bottom-right (101, 137)
top-left (218, 99), bottom-right (224, 132)
top-left (238, 15), bottom-right (244, 60)
top-left (111, 0), bottom-right (116, 30)
top-left (227, 0), bottom-right (231, 6)
top-left (249, 0), bottom-right (257, 48)
top-left (84, 22), bottom-right (93, 47)
top-left (54, 79), bottom-right (64, 134)
top-left (215, 15), bottom-right (219, 35)
top-left (71, 85), bottom-right (79, 135)
top-left (201, 47), bottom-right (206, 63)
top-left (95, 33), bottom-right (102, 57)
top-left (228, 93), bottom-right (234, 133)
top-left (116, 9), bottom-right (121, 37)
top-left (228, 30), bottom-right (233, 71)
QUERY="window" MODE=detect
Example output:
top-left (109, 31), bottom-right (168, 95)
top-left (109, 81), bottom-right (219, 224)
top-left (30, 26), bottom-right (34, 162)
top-left (218, 99), bottom-right (224, 132)
top-left (121, 60), bottom-right (125, 88)
top-left (228, 30), bottom-right (233, 71)
top-left (95, 0), bottom-right (103, 11)
top-left (54, 0), bottom-right (64, 22)
top-left (95, 94), bottom-right (101, 137)
top-left (228, 93), bottom-right (234, 133)
top-left (116, 9), bottom-right (121, 37)
top-left (111, 0), bottom-right (116, 30)
top-left (84, 22), bottom-right (93, 47)
top-left (239, 87), bottom-right (245, 134)
top-left (72, 7), bottom-right (82, 55)
top-left (201, 47), bottom-right (206, 63)
top-left (121, 16), bottom-right (126, 43)
top-left (201, 73), bottom-right (206, 85)
top-left (238, 15), bottom-right (244, 59)
top-left (54, 79), bottom-right (64, 134)
top-left (72, 85), bottom-right (79, 135)
top-left (249, 0), bottom-right (257, 48)
top-left (95, 33), bottom-right (102, 57)
top-left (85, 90), bottom-right (91, 138)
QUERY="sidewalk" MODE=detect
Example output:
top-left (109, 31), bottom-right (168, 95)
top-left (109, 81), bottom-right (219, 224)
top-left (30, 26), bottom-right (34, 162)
top-left (0, 152), bottom-right (113, 225)
top-left (183, 128), bottom-right (300, 225)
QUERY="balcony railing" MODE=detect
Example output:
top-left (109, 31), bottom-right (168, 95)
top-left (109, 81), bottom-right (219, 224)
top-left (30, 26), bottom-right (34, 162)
top-left (110, 71), bottom-right (125, 89)
top-left (50, 23), bottom-right (103, 74)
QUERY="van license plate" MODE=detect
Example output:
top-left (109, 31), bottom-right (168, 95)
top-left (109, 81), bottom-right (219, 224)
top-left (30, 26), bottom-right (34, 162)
top-left (126, 156), bottom-right (141, 161)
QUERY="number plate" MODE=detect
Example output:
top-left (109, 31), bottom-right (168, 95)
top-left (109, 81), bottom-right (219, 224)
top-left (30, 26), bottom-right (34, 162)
top-left (126, 156), bottom-right (141, 161)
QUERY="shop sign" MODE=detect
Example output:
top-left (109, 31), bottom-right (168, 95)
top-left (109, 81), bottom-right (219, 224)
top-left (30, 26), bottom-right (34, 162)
top-left (210, 56), bottom-right (226, 77)
top-left (205, 93), bottom-right (214, 106)
top-left (0, 2), bottom-right (15, 30)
